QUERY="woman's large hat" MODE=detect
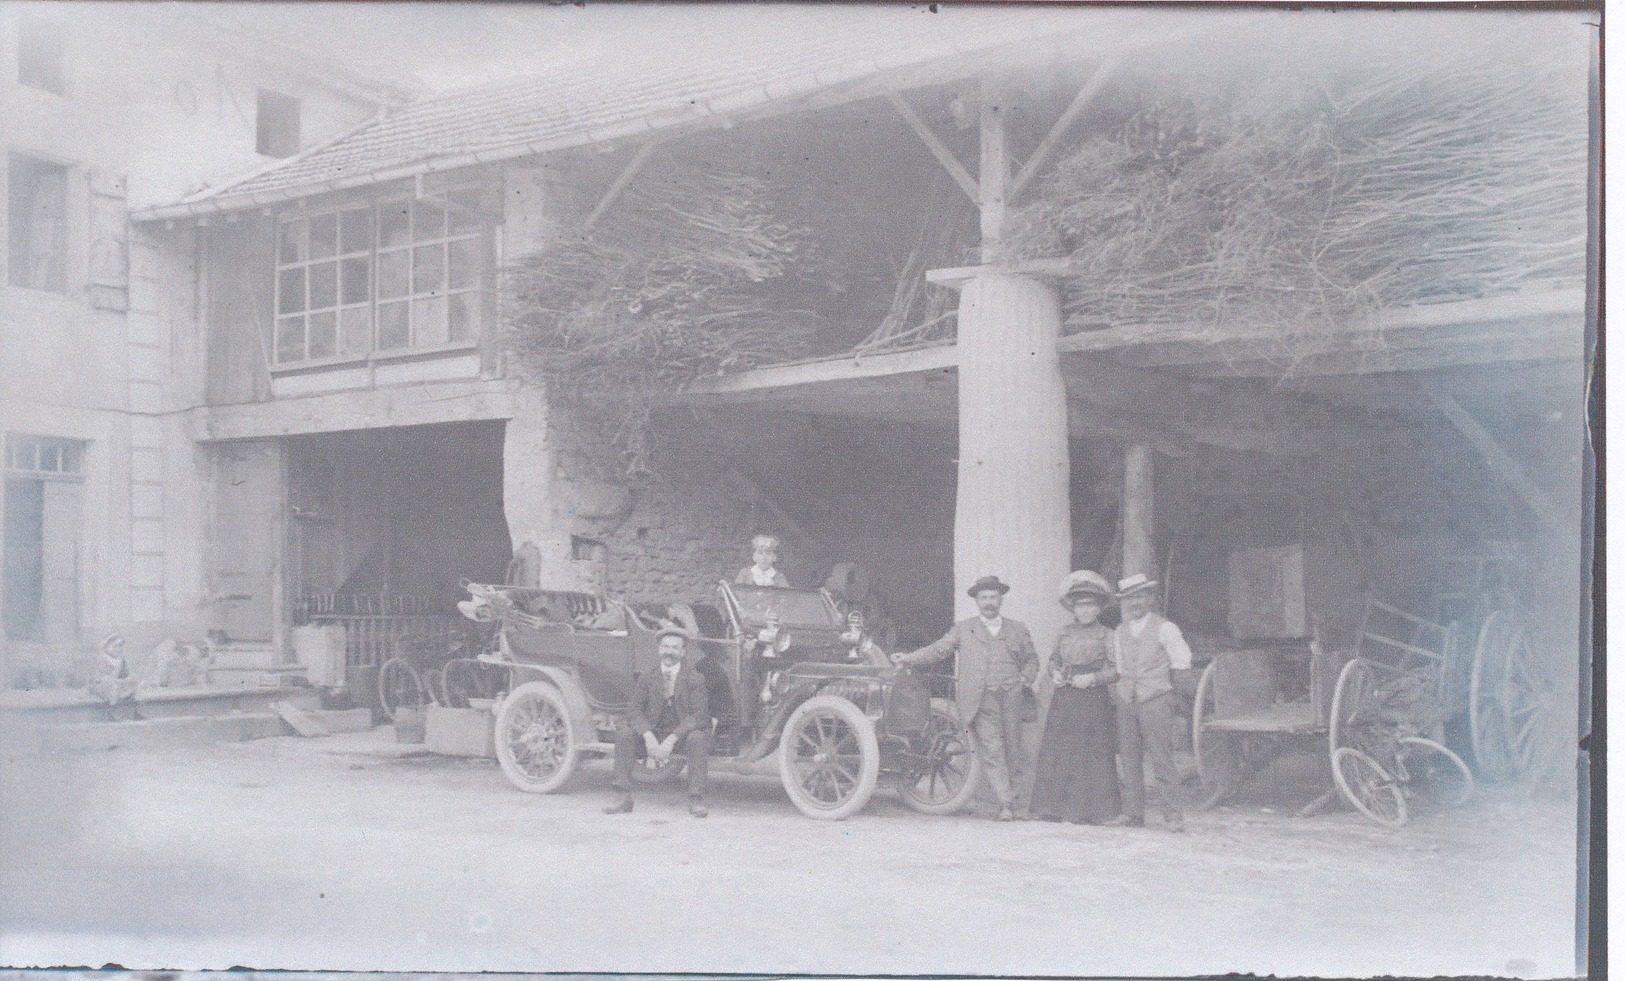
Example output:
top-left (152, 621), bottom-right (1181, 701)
top-left (1116, 573), bottom-right (1161, 598)
top-left (1058, 570), bottom-right (1114, 606)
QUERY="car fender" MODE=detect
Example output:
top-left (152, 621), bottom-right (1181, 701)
top-left (503, 663), bottom-right (595, 740)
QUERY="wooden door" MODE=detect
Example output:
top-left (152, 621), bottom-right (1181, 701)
top-left (208, 441), bottom-right (284, 643)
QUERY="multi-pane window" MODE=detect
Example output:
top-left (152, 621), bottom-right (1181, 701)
top-left (7, 153), bottom-right (67, 292)
top-left (274, 187), bottom-right (485, 365)
top-left (5, 434), bottom-right (84, 477)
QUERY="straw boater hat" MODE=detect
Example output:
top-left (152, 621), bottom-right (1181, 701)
top-left (654, 627), bottom-right (692, 644)
top-left (1058, 570), bottom-right (1114, 607)
top-left (966, 575), bottom-right (1011, 598)
top-left (1116, 573), bottom-right (1160, 598)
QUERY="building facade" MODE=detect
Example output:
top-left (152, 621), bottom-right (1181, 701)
top-left (0, 5), bottom-right (411, 681)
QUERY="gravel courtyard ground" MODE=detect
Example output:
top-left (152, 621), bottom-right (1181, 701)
top-left (0, 724), bottom-right (1581, 978)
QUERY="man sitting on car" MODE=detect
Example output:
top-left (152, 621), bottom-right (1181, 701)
top-left (604, 629), bottom-right (712, 818)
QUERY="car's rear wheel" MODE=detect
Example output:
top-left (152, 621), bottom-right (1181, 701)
top-left (896, 698), bottom-right (982, 815)
top-left (494, 681), bottom-right (578, 793)
top-left (779, 694), bottom-right (880, 820)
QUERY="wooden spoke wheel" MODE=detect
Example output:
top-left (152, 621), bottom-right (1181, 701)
top-left (1192, 662), bottom-right (1244, 808)
top-left (1395, 736), bottom-right (1474, 812)
top-left (1331, 745), bottom-right (1408, 827)
top-left (896, 698), bottom-right (982, 815)
top-left (779, 694), bottom-right (880, 820)
top-left (1470, 611), bottom-right (1561, 783)
top-left (494, 682), bottom-right (578, 793)
top-left (377, 657), bottom-right (425, 719)
top-left (1329, 657), bottom-right (1379, 753)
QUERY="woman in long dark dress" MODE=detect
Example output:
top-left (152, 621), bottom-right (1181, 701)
top-left (1030, 571), bottom-right (1122, 825)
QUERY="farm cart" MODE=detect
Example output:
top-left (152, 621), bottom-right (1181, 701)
top-left (1193, 597), bottom-right (1476, 827)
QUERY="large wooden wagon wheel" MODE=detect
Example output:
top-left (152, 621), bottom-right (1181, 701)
top-left (1469, 611), bottom-right (1562, 782)
top-left (1191, 661), bottom-right (1244, 809)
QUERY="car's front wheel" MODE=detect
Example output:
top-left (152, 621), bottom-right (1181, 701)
top-left (779, 694), bottom-right (880, 820)
top-left (494, 681), bottom-right (578, 793)
top-left (896, 698), bottom-right (982, 815)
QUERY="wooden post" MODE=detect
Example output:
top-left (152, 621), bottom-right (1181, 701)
top-left (1122, 443), bottom-right (1155, 579)
top-left (978, 79), bottom-right (1008, 263)
top-left (949, 79), bottom-right (1070, 658)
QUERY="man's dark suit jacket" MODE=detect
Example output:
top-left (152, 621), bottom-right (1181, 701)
top-left (626, 660), bottom-right (709, 740)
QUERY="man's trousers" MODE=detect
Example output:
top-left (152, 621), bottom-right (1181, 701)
top-left (1115, 692), bottom-right (1182, 820)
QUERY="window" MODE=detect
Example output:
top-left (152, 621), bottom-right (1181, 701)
top-left (5, 434), bottom-right (84, 477)
top-left (274, 185), bottom-right (486, 364)
top-left (8, 154), bottom-right (67, 292)
top-left (256, 89), bottom-right (301, 158)
top-left (17, 17), bottom-right (64, 94)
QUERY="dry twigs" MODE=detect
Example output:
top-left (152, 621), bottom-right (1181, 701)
top-left (1008, 54), bottom-right (1589, 349)
top-left (505, 161), bottom-right (815, 473)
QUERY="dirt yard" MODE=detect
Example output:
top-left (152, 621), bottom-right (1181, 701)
top-left (0, 725), bottom-right (1580, 978)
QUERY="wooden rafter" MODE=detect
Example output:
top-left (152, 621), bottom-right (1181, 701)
top-left (1010, 59), bottom-right (1116, 200)
top-left (1429, 394), bottom-right (1566, 533)
top-left (887, 91), bottom-right (980, 206)
top-left (581, 140), bottom-right (659, 234)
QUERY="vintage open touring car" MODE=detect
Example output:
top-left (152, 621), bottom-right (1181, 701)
top-left (456, 580), bottom-right (982, 819)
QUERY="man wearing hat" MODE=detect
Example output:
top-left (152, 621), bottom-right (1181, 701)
top-left (1108, 574), bottom-right (1193, 831)
top-left (604, 628), bottom-right (712, 817)
top-left (893, 575), bottom-right (1037, 822)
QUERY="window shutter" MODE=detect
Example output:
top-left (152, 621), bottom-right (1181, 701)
top-left (87, 168), bottom-right (128, 311)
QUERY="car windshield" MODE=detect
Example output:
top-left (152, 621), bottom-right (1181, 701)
top-left (729, 586), bottom-right (839, 629)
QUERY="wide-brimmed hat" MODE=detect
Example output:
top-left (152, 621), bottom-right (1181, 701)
top-left (966, 575), bottom-right (1011, 598)
top-left (1116, 573), bottom-right (1161, 598)
top-left (1059, 570), bottom-right (1114, 607)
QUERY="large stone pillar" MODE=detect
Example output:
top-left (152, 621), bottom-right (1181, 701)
top-left (953, 272), bottom-right (1072, 658)
top-left (1122, 443), bottom-right (1155, 579)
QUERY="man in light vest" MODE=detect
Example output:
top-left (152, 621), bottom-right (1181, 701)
top-left (1107, 574), bottom-right (1193, 832)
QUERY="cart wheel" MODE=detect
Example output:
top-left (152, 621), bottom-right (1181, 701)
top-left (1192, 662), bottom-right (1243, 807)
top-left (896, 698), bottom-right (983, 815)
top-left (494, 681), bottom-right (578, 793)
top-left (779, 694), bottom-right (880, 820)
top-left (1331, 745), bottom-right (1409, 827)
top-left (1396, 736), bottom-right (1474, 811)
top-left (1470, 611), bottom-right (1558, 782)
top-left (377, 657), bottom-right (425, 719)
top-left (1329, 657), bottom-right (1376, 752)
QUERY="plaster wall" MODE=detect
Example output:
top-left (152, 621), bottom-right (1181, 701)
top-left (1, 8), bottom-right (392, 677)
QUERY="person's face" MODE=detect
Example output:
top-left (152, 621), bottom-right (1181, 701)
top-left (1070, 597), bottom-right (1103, 625)
top-left (1121, 591), bottom-right (1155, 621)
top-left (753, 540), bottom-right (778, 569)
top-left (974, 589), bottom-right (1004, 619)
top-left (658, 635), bottom-right (686, 666)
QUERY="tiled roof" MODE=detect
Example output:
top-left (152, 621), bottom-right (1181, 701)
top-left (139, 7), bottom-right (1131, 218)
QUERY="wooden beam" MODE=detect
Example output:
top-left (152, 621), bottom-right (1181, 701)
top-left (674, 342), bottom-right (959, 396)
top-left (1122, 443), bottom-right (1156, 579)
top-left (1430, 394), bottom-right (1566, 533)
top-left (978, 78), bottom-right (1009, 262)
top-left (1010, 59), bottom-right (1115, 200)
top-left (581, 140), bottom-right (658, 234)
top-left (887, 92), bottom-right (980, 206)
top-left (203, 379), bottom-right (515, 440)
